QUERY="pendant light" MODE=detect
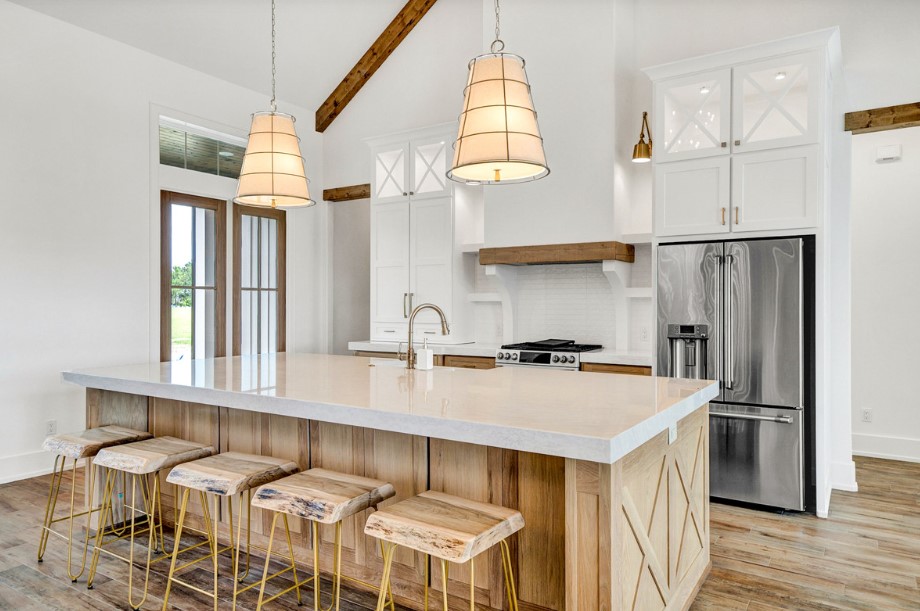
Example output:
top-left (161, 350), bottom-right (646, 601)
top-left (235, 0), bottom-right (314, 208)
top-left (631, 111), bottom-right (653, 163)
top-left (447, 0), bottom-right (549, 184)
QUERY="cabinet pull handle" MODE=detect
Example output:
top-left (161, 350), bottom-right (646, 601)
top-left (721, 207), bottom-right (726, 225)
top-left (403, 293), bottom-right (408, 318)
top-left (383, 329), bottom-right (396, 333)
top-left (735, 206), bottom-right (740, 224)
top-left (409, 292), bottom-right (414, 312)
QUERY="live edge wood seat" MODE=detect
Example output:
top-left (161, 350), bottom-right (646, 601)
top-left (87, 436), bottom-right (215, 609)
top-left (37, 425), bottom-right (151, 583)
top-left (364, 490), bottom-right (524, 611)
top-left (251, 468), bottom-right (397, 611)
top-left (42, 425), bottom-right (151, 460)
top-left (165, 451), bottom-right (298, 496)
top-left (162, 451), bottom-right (301, 611)
top-left (252, 468), bottom-right (396, 523)
top-left (92, 436), bottom-right (214, 474)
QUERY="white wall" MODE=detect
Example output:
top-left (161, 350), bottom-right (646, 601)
top-left (331, 200), bottom-right (370, 355)
top-left (851, 127), bottom-right (920, 463)
top-left (0, 0), bottom-right (327, 482)
top-left (482, 0), bottom-right (617, 247)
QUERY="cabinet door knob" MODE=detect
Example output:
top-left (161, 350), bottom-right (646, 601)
top-left (402, 192), bottom-right (408, 196)
top-left (721, 207), bottom-right (726, 226)
top-left (409, 191), bottom-right (415, 195)
top-left (734, 140), bottom-right (741, 146)
top-left (721, 142), bottom-right (727, 148)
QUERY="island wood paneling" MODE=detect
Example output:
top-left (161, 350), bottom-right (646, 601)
top-left (479, 241), bottom-right (635, 266)
top-left (442, 355), bottom-right (496, 369)
top-left (80, 389), bottom-right (708, 611)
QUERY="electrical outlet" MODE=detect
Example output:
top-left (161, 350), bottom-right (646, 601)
top-left (861, 408), bottom-right (873, 423)
top-left (45, 419), bottom-right (57, 435)
top-left (640, 326), bottom-right (650, 342)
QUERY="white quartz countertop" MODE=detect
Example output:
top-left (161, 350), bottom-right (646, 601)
top-left (348, 341), bottom-right (654, 366)
top-left (63, 353), bottom-right (716, 464)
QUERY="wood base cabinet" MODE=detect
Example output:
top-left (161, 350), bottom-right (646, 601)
top-left (84, 388), bottom-right (709, 610)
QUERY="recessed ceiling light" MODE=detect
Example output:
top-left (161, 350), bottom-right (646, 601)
top-left (219, 151), bottom-right (234, 158)
top-left (699, 85), bottom-right (711, 94)
top-left (775, 71), bottom-right (787, 81)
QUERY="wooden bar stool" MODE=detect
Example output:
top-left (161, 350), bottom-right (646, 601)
top-left (161, 451), bottom-right (299, 611)
top-left (38, 425), bottom-right (151, 582)
top-left (85, 436), bottom-right (214, 609)
top-left (364, 491), bottom-right (524, 611)
top-left (251, 468), bottom-right (397, 611)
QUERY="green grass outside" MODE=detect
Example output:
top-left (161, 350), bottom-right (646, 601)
top-left (172, 306), bottom-right (192, 345)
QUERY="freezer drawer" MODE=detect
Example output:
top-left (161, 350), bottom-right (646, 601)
top-left (710, 403), bottom-right (803, 510)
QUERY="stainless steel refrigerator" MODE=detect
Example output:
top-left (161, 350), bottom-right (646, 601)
top-left (657, 238), bottom-right (812, 511)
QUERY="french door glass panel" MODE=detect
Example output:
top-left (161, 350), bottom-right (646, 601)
top-left (240, 214), bottom-right (280, 355)
top-left (732, 52), bottom-right (819, 152)
top-left (656, 69), bottom-right (730, 162)
top-left (170, 204), bottom-right (218, 361)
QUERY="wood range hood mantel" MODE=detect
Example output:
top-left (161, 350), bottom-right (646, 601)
top-left (478, 241), bottom-right (635, 266)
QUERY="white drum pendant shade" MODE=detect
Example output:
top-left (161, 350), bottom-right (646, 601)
top-left (448, 53), bottom-right (549, 184)
top-left (235, 111), bottom-right (314, 208)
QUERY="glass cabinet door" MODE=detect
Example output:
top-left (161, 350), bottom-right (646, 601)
top-left (731, 51), bottom-right (820, 153)
top-left (409, 136), bottom-right (450, 199)
top-left (654, 69), bottom-right (731, 162)
top-left (373, 142), bottom-right (409, 202)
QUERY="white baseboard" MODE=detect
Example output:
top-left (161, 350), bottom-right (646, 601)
top-left (829, 459), bottom-right (858, 492)
top-left (0, 450), bottom-right (55, 485)
top-left (852, 433), bottom-right (920, 464)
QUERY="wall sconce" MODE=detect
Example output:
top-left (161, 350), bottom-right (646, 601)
top-left (632, 111), bottom-right (652, 163)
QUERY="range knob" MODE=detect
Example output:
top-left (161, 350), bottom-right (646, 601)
top-left (561, 355), bottom-right (570, 363)
top-left (552, 355), bottom-right (560, 363)
top-left (504, 352), bottom-right (512, 360)
top-left (496, 353), bottom-right (504, 360)
top-left (511, 353), bottom-right (518, 361)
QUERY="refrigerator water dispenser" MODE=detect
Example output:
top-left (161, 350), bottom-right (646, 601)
top-left (667, 324), bottom-right (709, 379)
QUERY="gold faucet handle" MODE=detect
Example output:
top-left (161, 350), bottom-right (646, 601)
top-left (397, 342), bottom-right (407, 362)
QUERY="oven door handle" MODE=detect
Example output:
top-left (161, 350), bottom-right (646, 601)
top-left (711, 412), bottom-right (793, 424)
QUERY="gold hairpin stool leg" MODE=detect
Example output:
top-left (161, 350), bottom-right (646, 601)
top-left (36, 455), bottom-right (100, 582)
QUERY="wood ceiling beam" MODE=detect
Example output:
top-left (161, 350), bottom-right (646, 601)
top-left (315, 0), bottom-right (439, 133)
top-left (844, 102), bottom-right (920, 134)
top-left (323, 184), bottom-right (371, 202)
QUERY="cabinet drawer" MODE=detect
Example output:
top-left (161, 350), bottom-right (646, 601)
top-left (580, 363), bottom-right (652, 376)
top-left (442, 355), bottom-right (496, 370)
top-left (371, 324), bottom-right (407, 342)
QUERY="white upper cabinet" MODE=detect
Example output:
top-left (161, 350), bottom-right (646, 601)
top-left (373, 142), bottom-right (409, 203)
top-left (655, 157), bottom-right (731, 237)
top-left (731, 52), bottom-right (821, 153)
top-left (647, 35), bottom-right (831, 238)
top-left (655, 69), bottom-right (731, 163)
top-left (410, 136), bottom-right (451, 199)
top-left (731, 145), bottom-right (818, 232)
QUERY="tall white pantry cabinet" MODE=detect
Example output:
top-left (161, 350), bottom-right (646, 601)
top-left (366, 124), bottom-right (482, 344)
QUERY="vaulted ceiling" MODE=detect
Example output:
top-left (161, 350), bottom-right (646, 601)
top-left (9, 0), bottom-right (412, 111)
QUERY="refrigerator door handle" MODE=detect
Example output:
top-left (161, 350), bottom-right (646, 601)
top-left (725, 253), bottom-right (734, 389)
top-left (711, 412), bottom-right (794, 424)
top-left (714, 253), bottom-right (724, 388)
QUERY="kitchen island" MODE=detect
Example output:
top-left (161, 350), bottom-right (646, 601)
top-left (64, 353), bottom-right (717, 611)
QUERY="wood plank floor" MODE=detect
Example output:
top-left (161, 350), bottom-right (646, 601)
top-left (0, 456), bottom-right (916, 610)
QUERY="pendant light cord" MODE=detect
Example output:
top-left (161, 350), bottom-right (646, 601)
top-left (270, 0), bottom-right (277, 112)
top-left (491, 0), bottom-right (504, 53)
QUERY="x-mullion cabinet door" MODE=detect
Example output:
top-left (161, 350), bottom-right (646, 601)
top-left (654, 69), bottom-right (731, 163)
top-left (372, 142), bottom-right (411, 203)
top-left (409, 136), bottom-right (451, 200)
top-left (731, 51), bottom-right (821, 154)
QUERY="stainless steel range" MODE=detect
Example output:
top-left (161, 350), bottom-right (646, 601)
top-left (495, 339), bottom-right (602, 371)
